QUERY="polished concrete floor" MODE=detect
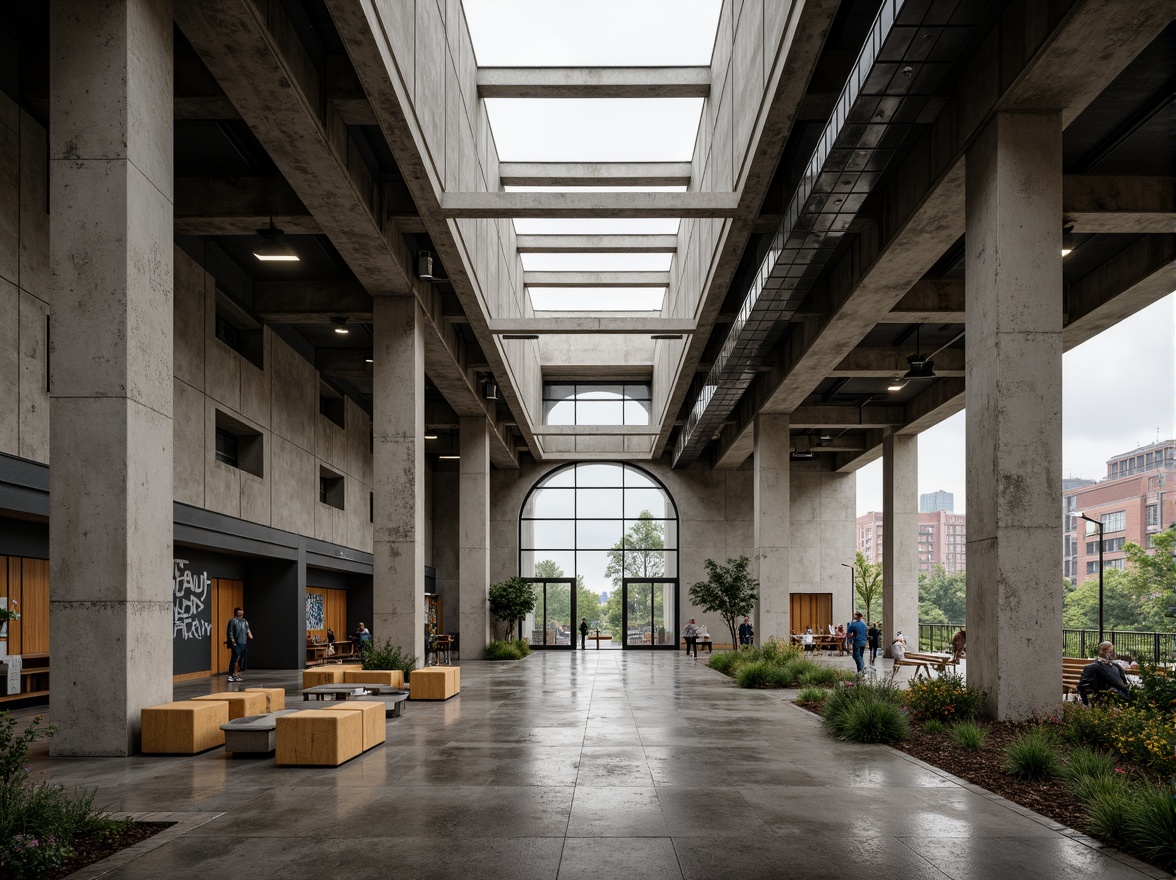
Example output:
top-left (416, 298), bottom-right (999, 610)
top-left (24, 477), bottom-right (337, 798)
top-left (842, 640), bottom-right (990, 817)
top-left (15, 651), bottom-right (1165, 879)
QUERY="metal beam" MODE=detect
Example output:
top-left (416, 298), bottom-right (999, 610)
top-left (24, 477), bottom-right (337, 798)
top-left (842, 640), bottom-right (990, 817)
top-left (1063, 175), bottom-right (1176, 233)
top-left (523, 271), bottom-right (670, 288)
top-left (499, 162), bottom-right (692, 187)
top-left (515, 234), bottom-right (678, 254)
top-left (440, 192), bottom-right (739, 219)
top-left (476, 66), bottom-right (711, 99)
top-left (174, 176), bottom-right (321, 235)
top-left (254, 281), bottom-right (373, 323)
top-left (488, 318), bottom-right (694, 335)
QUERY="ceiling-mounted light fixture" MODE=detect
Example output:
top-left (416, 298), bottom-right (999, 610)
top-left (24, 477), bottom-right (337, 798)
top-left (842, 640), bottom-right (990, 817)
top-left (331, 316), bottom-right (350, 335)
top-left (502, 334), bottom-right (539, 341)
top-left (417, 250), bottom-right (450, 282)
top-left (651, 334), bottom-right (684, 340)
top-left (252, 219), bottom-right (300, 262)
top-left (790, 435), bottom-right (814, 461)
top-left (483, 378), bottom-right (499, 402)
top-left (438, 455), bottom-right (460, 460)
top-left (1061, 223), bottom-right (1076, 257)
top-left (887, 378), bottom-right (907, 392)
top-left (902, 326), bottom-right (936, 380)
top-left (424, 433), bottom-right (439, 440)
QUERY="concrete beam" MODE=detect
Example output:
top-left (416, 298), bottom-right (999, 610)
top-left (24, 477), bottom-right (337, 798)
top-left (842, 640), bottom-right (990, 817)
top-left (523, 271), bottom-right (670, 288)
top-left (441, 192), bottom-right (739, 219)
top-left (788, 405), bottom-right (904, 430)
top-left (500, 162), bottom-right (692, 187)
top-left (174, 176), bottom-right (321, 235)
top-left (1063, 175), bottom-right (1176, 233)
top-left (532, 425), bottom-right (662, 436)
top-left (254, 281), bottom-right (373, 323)
top-left (886, 278), bottom-right (965, 323)
top-left (174, 95), bottom-right (239, 119)
top-left (830, 346), bottom-right (965, 378)
top-left (488, 318), bottom-right (694, 335)
top-left (177, 0), bottom-right (518, 469)
top-left (315, 349), bottom-right (373, 379)
top-left (476, 66), bottom-right (711, 99)
top-left (515, 234), bottom-right (678, 254)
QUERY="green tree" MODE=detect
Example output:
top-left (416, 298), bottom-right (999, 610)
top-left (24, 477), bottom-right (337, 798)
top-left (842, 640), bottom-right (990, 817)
top-left (533, 558), bottom-right (604, 633)
top-left (918, 565), bottom-right (966, 624)
top-left (688, 556), bottom-right (759, 649)
top-left (853, 551), bottom-right (883, 622)
top-left (1061, 568), bottom-right (1155, 630)
top-left (1122, 525), bottom-right (1176, 623)
top-left (488, 576), bottom-right (536, 640)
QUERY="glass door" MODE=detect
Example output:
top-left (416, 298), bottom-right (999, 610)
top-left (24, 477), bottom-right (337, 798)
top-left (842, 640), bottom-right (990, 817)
top-left (523, 578), bottom-right (576, 649)
top-left (621, 578), bottom-right (677, 649)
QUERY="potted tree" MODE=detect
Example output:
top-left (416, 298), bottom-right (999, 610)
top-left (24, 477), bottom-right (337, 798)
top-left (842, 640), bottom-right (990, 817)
top-left (688, 556), bottom-right (759, 650)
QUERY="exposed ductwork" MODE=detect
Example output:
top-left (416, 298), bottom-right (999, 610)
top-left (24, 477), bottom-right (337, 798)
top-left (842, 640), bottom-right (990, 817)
top-left (672, 0), bottom-right (990, 466)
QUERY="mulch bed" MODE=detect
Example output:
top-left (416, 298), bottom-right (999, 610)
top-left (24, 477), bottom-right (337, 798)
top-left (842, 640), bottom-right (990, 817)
top-left (795, 701), bottom-right (1099, 833)
top-left (1, 822), bottom-right (174, 880)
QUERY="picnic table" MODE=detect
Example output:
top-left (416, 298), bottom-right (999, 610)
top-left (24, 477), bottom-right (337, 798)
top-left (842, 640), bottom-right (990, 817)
top-left (892, 651), bottom-right (958, 679)
top-left (302, 684), bottom-right (410, 717)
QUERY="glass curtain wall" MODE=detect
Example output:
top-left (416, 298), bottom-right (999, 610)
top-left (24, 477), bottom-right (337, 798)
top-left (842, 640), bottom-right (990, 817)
top-left (520, 463), bottom-right (678, 646)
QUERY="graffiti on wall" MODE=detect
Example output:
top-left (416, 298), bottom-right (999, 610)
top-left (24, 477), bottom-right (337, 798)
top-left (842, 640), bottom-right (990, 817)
top-left (173, 559), bottom-right (212, 640)
top-left (306, 592), bottom-right (324, 631)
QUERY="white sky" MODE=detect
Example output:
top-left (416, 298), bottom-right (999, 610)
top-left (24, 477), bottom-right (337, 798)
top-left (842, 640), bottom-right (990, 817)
top-left (461, 2), bottom-right (1176, 510)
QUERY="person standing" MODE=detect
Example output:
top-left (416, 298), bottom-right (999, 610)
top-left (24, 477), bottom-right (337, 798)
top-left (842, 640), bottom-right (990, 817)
top-left (847, 612), bottom-right (868, 673)
top-left (951, 628), bottom-right (966, 662)
top-left (867, 621), bottom-right (882, 666)
top-left (579, 617), bottom-right (589, 650)
top-left (738, 616), bottom-right (754, 647)
top-left (683, 619), bottom-right (700, 657)
top-left (226, 607), bottom-right (252, 683)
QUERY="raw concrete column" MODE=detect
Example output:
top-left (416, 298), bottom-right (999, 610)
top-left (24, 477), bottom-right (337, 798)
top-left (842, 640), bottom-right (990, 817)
top-left (48, 0), bottom-right (174, 756)
top-left (965, 112), bottom-right (1063, 720)
top-left (882, 433), bottom-right (918, 654)
top-left (458, 415), bottom-right (490, 658)
top-left (372, 296), bottom-right (425, 664)
top-left (753, 414), bottom-right (790, 640)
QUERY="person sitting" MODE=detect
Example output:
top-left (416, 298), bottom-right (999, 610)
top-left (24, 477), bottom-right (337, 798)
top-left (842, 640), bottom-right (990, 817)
top-left (1078, 641), bottom-right (1131, 705)
top-left (834, 624), bottom-right (846, 655)
top-left (802, 628), bottom-right (814, 652)
top-left (697, 623), bottom-right (712, 653)
top-left (352, 622), bottom-right (372, 653)
top-left (891, 631), bottom-right (908, 662)
top-left (326, 627), bottom-right (335, 646)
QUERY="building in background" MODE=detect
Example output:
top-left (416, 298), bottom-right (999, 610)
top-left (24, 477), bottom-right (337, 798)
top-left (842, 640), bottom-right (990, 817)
top-left (1063, 477), bottom-right (1097, 581)
top-left (1064, 440), bottom-right (1176, 585)
top-left (857, 510), bottom-right (967, 574)
top-left (920, 490), bottom-right (954, 513)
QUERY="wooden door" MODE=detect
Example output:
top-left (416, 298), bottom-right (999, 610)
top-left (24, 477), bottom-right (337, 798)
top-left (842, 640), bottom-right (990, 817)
top-left (0, 556), bottom-right (50, 657)
top-left (789, 592), bottom-right (833, 635)
top-left (210, 578), bottom-right (244, 675)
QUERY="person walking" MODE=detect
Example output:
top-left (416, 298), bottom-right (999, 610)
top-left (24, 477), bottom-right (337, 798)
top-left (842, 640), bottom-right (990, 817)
top-left (738, 616), bottom-right (754, 647)
top-left (867, 621), bottom-right (882, 666)
top-left (847, 612), bottom-right (868, 674)
top-left (579, 617), bottom-right (589, 650)
top-left (225, 607), bottom-right (252, 682)
top-left (683, 619), bottom-right (700, 657)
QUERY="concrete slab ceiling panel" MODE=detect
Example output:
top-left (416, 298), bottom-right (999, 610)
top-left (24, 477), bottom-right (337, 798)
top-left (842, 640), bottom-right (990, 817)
top-left (19, 291), bottom-right (50, 463)
top-left (18, 115), bottom-right (49, 301)
top-left (0, 279), bottom-right (18, 455)
top-left (172, 378), bottom-right (204, 508)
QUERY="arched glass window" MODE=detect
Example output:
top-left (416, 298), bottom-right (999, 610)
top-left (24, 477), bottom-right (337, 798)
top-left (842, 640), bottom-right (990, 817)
top-left (520, 462), bottom-right (678, 606)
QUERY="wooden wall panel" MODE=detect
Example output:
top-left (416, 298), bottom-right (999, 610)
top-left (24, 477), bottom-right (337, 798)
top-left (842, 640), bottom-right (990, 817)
top-left (306, 586), bottom-right (347, 641)
top-left (790, 592), bottom-right (833, 635)
top-left (19, 559), bottom-right (49, 654)
top-left (210, 579), bottom-right (245, 675)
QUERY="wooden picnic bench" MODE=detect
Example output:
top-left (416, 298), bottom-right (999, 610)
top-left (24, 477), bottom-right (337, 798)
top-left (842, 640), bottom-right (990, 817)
top-left (1062, 657), bottom-right (1092, 699)
top-left (892, 652), bottom-right (958, 679)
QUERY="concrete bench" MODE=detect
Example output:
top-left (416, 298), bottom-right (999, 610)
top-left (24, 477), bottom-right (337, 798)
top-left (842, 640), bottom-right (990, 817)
top-left (352, 691), bottom-right (409, 718)
top-left (142, 700), bottom-right (227, 754)
top-left (191, 690), bottom-right (268, 719)
top-left (343, 669), bottom-right (404, 688)
top-left (276, 709), bottom-right (363, 766)
top-left (220, 709), bottom-right (301, 755)
top-left (409, 665), bottom-right (460, 700)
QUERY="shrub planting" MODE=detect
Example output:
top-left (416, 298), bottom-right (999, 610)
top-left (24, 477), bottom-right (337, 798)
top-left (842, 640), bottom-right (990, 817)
top-left (362, 639), bottom-right (417, 676)
top-left (1003, 728), bottom-right (1060, 781)
top-left (922, 718), bottom-right (946, 735)
top-left (1061, 746), bottom-right (1117, 788)
top-left (797, 666), bottom-right (843, 687)
top-left (485, 639), bottom-right (531, 660)
top-left (796, 686), bottom-right (828, 704)
top-left (735, 660), bottom-right (794, 689)
top-left (950, 720), bottom-right (986, 751)
top-left (903, 672), bottom-right (987, 724)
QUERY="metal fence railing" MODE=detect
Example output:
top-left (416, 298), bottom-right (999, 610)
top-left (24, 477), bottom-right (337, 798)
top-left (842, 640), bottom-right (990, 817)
top-left (919, 623), bottom-right (1176, 666)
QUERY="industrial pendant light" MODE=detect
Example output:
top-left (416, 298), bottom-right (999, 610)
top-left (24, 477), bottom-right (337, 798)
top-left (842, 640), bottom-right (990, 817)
top-left (902, 326), bottom-right (936, 380)
top-left (253, 219), bottom-right (300, 262)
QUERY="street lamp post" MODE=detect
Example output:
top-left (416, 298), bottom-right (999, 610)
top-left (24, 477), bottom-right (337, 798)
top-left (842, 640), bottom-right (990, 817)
top-left (841, 562), bottom-right (856, 623)
top-left (1077, 512), bottom-right (1105, 643)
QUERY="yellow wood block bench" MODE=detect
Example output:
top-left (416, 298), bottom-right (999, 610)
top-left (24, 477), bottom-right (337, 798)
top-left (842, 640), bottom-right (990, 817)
top-left (191, 691), bottom-right (268, 720)
top-left (141, 700), bottom-right (227, 754)
top-left (409, 666), bottom-right (460, 700)
top-left (315, 700), bottom-right (386, 750)
top-left (244, 687), bottom-right (286, 712)
top-left (343, 669), bottom-right (404, 688)
top-left (276, 709), bottom-right (363, 766)
top-left (302, 667), bottom-right (345, 688)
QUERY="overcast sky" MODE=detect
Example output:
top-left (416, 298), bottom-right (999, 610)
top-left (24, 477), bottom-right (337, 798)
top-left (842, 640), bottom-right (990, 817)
top-left (461, 2), bottom-right (1176, 513)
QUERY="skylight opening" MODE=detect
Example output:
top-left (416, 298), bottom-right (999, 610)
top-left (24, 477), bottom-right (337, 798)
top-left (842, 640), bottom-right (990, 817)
top-left (529, 287), bottom-right (666, 311)
top-left (513, 218), bottom-right (681, 235)
top-left (485, 98), bottom-right (704, 163)
top-left (521, 253), bottom-right (673, 272)
top-left (463, 0), bottom-right (722, 67)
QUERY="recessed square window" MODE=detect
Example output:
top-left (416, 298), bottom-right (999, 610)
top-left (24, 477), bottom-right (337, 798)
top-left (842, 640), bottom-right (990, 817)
top-left (214, 411), bottom-right (263, 478)
top-left (320, 467), bottom-right (344, 510)
top-left (214, 285), bottom-right (264, 370)
top-left (320, 384), bottom-right (345, 429)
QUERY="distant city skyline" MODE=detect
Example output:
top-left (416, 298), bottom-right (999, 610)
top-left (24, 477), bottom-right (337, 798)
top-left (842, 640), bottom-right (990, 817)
top-left (857, 292), bottom-right (1176, 515)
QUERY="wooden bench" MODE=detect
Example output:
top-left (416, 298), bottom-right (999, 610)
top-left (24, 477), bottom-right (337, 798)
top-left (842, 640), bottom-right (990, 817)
top-left (409, 665), bottom-right (460, 700)
top-left (303, 667), bottom-right (345, 688)
top-left (587, 635), bottom-right (612, 649)
top-left (245, 686), bottom-right (286, 712)
top-left (343, 669), bottom-right (404, 688)
top-left (142, 700), bottom-right (227, 754)
top-left (1063, 658), bottom-right (1094, 699)
top-left (892, 652), bottom-right (958, 680)
top-left (191, 690), bottom-right (268, 720)
top-left (276, 709), bottom-right (363, 766)
top-left (314, 701), bottom-right (386, 751)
